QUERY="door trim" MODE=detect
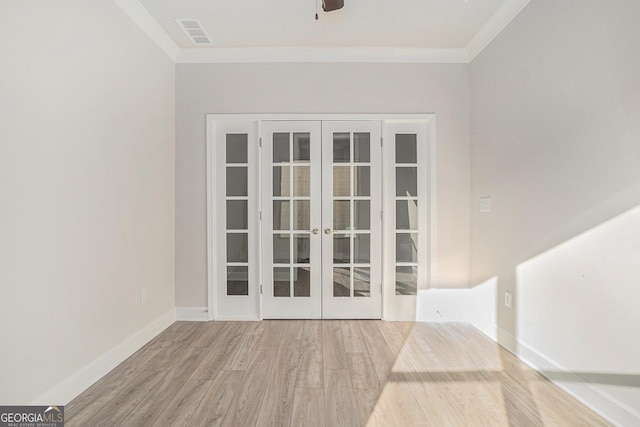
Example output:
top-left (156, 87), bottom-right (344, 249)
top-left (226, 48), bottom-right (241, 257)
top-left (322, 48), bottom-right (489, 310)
top-left (206, 114), bottom-right (436, 321)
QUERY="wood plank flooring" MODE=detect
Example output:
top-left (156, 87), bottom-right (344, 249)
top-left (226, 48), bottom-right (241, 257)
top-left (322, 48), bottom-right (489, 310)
top-left (66, 321), bottom-right (611, 426)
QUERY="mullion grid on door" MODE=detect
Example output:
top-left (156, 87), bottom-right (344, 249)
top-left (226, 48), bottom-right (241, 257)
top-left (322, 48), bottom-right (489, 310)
top-left (273, 132), bottom-right (312, 298)
top-left (353, 131), bottom-right (371, 298)
top-left (332, 131), bottom-right (372, 298)
top-left (395, 133), bottom-right (419, 295)
top-left (225, 134), bottom-right (249, 296)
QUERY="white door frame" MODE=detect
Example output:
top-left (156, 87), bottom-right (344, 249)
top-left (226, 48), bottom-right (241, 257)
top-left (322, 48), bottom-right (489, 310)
top-left (206, 114), bottom-right (436, 321)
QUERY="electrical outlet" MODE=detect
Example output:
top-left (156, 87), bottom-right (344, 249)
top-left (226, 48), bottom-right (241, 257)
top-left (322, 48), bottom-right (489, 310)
top-left (504, 291), bottom-right (512, 308)
top-left (141, 288), bottom-right (147, 304)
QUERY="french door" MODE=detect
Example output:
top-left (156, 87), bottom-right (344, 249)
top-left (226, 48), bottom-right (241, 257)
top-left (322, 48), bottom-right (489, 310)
top-left (261, 121), bottom-right (382, 319)
top-left (209, 115), bottom-right (432, 321)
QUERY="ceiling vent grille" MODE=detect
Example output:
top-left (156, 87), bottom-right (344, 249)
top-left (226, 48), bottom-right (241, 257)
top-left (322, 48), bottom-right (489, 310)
top-left (175, 18), bottom-right (212, 45)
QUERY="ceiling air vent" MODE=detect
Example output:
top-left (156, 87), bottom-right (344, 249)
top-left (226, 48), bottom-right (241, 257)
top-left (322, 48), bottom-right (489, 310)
top-left (175, 18), bottom-right (212, 45)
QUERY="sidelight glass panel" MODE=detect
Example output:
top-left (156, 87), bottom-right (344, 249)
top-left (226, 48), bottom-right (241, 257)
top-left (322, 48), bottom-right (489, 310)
top-left (226, 167), bottom-right (248, 196)
top-left (274, 267), bottom-right (290, 297)
top-left (226, 134), bottom-right (248, 163)
top-left (396, 233), bottom-right (418, 263)
top-left (226, 233), bottom-right (248, 262)
top-left (333, 234), bottom-right (350, 264)
top-left (354, 200), bottom-right (370, 230)
top-left (354, 133), bottom-right (370, 162)
top-left (292, 200), bottom-right (310, 230)
top-left (226, 201), bottom-right (248, 229)
top-left (396, 266), bottom-right (417, 295)
top-left (394, 131), bottom-right (420, 298)
top-left (273, 234), bottom-right (290, 264)
top-left (396, 167), bottom-right (417, 197)
top-left (396, 200), bottom-right (418, 230)
top-left (333, 200), bottom-right (350, 231)
top-left (333, 267), bottom-right (351, 297)
top-left (225, 131), bottom-right (250, 299)
top-left (333, 167), bottom-right (350, 197)
top-left (273, 166), bottom-right (290, 197)
top-left (354, 234), bottom-right (370, 263)
top-left (293, 166), bottom-right (310, 197)
top-left (293, 267), bottom-right (311, 297)
top-left (273, 201), bottom-right (290, 230)
top-left (293, 133), bottom-right (310, 162)
top-left (293, 235), bottom-right (310, 263)
top-left (227, 266), bottom-right (248, 295)
top-left (333, 133), bottom-right (350, 163)
top-left (395, 134), bottom-right (417, 163)
top-left (273, 133), bottom-right (290, 163)
top-left (354, 166), bottom-right (370, 196)
top-left (354, 267), bottom-right (370, 297)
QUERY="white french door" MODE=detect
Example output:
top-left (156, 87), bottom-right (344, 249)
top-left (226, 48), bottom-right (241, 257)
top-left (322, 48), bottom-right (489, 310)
top-left (321, 121), bottom-right (382, 318)
top-left (261, 121), bottom-right (323, 318)
top-left (261, 121), bottom-right (382, 319)
top-left (208, 115), bottom-right (433, 321)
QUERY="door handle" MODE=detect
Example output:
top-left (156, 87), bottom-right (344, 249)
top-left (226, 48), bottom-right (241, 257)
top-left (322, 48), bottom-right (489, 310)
top-left (311, 228), bottom-right (320, 235)
top-left (324, 228), bottom-right (332, 235)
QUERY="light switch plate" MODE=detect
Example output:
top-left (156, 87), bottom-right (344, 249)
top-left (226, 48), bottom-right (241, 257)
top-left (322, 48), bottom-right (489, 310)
top-left (480, 197), bottom-right (491, 212)
top-left (504, 291), bottom-right (512, 308)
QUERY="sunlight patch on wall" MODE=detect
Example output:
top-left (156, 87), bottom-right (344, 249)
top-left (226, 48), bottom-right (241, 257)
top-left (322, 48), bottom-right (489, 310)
top-left (515, 204), bottom-right (640, 413)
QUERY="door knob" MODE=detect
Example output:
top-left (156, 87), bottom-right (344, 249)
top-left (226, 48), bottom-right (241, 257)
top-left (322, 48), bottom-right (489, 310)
top-left (311, 228), bottom-right (320, 235)
top-left (324, 228), bottom-right (332, 235)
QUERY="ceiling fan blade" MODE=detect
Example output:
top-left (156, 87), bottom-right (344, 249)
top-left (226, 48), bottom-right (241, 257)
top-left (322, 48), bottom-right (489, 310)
top-left (322, 0), bottom-right (344, 12)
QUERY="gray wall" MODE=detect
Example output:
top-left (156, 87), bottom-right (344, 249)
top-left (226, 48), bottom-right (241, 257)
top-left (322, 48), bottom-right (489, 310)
top-left (0, 0), bottom-right (175, 403)
top-left (176, 62), bottom-right (472, 306)
top-left (470, 0), bottom-right (640, 418)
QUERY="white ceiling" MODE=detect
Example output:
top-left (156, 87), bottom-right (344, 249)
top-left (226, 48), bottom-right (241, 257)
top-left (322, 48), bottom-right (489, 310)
top-left (121, 0), bottom-right (531, 62)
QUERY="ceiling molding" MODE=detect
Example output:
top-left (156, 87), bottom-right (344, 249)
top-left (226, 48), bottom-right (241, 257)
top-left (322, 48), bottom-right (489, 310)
top-left (117, 0), bottom-right (531, 64)
top-left (465, 0), bottom-right (531, 61)
top-left (114, 0), bottom-right (179, 61)
top-left (176, 47), bottom-right (469, 64)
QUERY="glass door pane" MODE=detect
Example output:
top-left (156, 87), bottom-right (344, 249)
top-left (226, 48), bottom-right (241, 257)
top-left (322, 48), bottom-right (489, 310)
top-left (328, 131), bottom-right (372, 298)
top-left (322, 121), bottom-right (382, 319)
top-left (261, 121), bottom-right (322, 319)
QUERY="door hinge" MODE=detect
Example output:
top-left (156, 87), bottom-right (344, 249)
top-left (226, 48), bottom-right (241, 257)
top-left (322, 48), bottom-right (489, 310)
top-left (380, 210), bottom-right (383, 221)
top-left (259, 211), bottom-right (262, 221)
top-left (259, 137), bottom-right (262, 147)
top-left (260, 284), bottom-right (263, 294)
top-left (380, 137), bottom-right (383, 147)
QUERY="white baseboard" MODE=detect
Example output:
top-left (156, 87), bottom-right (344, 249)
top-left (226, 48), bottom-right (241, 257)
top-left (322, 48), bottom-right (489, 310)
top-left (175, 306), bottom-right (260, 321)
top-left (215, 316), bottom-right (261, 321)
top-left (31, 308), bottom-right (176, 405)
top-left (176, 306), bottom-right (209, 321)
top-left (496, 325), bottom-right (517, 353)
top-left (416, 277), bottom-right (497, 340)
top-left (497, 328), bottom-right (640, 427)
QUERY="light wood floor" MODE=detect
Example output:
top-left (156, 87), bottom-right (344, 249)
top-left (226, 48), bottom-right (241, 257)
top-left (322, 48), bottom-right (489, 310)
top-left (66, 321), bottom-right (611, 426)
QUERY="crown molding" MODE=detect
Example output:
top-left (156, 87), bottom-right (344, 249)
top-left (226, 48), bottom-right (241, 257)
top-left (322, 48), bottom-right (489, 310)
top-left (465, 0), bottom-right (531, 61)
top-left (117, 0), bottom-right (531, 64)
top-left (176, 47), bottom-right (469, 64)
top-left (114, 0), bottom-right (179, 61)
